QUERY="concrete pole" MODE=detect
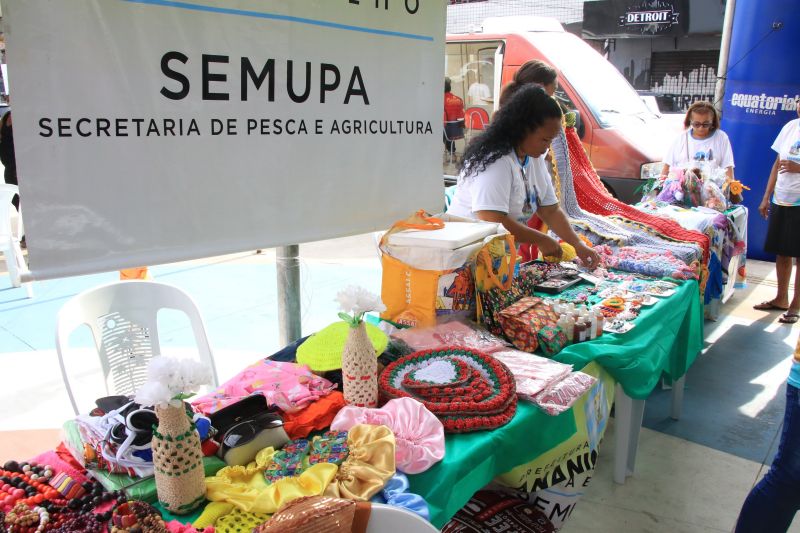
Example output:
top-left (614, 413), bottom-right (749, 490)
top-left (276, 245), bottom-right (302, 345)
top-left (714, 0), bottom-right (737, 116)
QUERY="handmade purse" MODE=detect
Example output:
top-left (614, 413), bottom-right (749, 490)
top-left (498, 297), bottom-right (559, 353)
top-left (209, 395), bottom-right (289, 466)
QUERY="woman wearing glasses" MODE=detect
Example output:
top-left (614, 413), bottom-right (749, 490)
top-left (446, 84), bottom-right (601, 268)
top-left (661, 101), bottom-right (735, 180)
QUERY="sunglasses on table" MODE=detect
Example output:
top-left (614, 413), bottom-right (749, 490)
top-left (691, 122), bottom-right (712, 129)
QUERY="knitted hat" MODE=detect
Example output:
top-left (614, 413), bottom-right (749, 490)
top-left (297, 321), bottom-right (388, 372)
top-left (379, 347), bottom-right (517, 433)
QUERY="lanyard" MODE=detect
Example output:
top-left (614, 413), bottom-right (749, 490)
top-left (518, 155), bottom-right (535, 216)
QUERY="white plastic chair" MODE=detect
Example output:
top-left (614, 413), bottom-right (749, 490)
top-left (56, 280), bottom-right (220, 414)
top-left (0, 184), bottom-right (32, 297)
top-left (366, 504), bottom-right (440, 532)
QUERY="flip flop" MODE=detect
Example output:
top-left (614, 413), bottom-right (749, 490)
top-left (779, 312), bottom-right (800, 324)
top-left (754, 301), bottom-right (790, 311)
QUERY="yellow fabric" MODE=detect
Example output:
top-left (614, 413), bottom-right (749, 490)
top-left (205, 446), bottom-right (339, 514)
top-left (193, 502), bottom-right (234, 528)
top-left (380, 252), bottom-right (443, 328)
top-left (214, 508), bottom-right (271, 533)
top-left (325, 424), bottom-right (396, 501)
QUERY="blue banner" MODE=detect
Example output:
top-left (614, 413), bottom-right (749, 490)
top-left (725, 81), bottom-right (799, 125)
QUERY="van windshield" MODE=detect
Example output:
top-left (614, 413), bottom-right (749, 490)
top-left (526, 32), bottom-right (651, 127)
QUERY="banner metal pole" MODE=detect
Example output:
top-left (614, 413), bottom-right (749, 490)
top-left (277, 245), bottom-right (301, 345)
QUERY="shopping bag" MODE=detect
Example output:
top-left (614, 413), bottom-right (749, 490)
top-left (475, 233), bottom-right (520, 335)
top-left (497, 297), bottom-right (559, 353)
top-left (380, 210), bottom-right (503, 328)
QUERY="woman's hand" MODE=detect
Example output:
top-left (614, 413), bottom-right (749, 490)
top-left (575, 243), bottom-right (601, 269)
top-left (538, 234), bottom-right (563, 260)
top-left (778, 159), bottom-right (800, 174)
top-left (759, 198), bottom-right (770, 219)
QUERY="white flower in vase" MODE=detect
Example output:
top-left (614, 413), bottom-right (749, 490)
top-left (336, 285), bottom-right (386, 327)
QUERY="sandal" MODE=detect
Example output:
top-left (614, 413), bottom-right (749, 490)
top-left (754, 301), bottom-right (790, 311)
top-left (779, 312), bottom-right (800, 324)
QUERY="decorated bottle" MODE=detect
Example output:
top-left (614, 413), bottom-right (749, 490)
top-left (342, 321), bottom-right (379, 407)
top-left (151, 404), bottom-right (206, 515)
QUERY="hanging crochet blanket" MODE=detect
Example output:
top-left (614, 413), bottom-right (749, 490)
top-left (548, 127), bottom-right (703, 265)
top-left (557, 126), bottom-right (710, 264)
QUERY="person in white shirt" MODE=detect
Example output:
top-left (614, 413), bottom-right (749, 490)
top-left (447, 84), bottom-right (600, 268)
top-left (497, 59), bottom-right (560, 262)
top-left (753, 104), bottom-right (800, 323)
top-left (661, 101), bottom-right (735, 180)
top-left (468, 81), bottom-right (492, 106)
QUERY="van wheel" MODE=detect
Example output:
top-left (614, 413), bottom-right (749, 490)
top-left (600, 180), bottom-right (618, 199)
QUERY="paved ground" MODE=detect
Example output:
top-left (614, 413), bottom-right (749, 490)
top-left (0, 235), bottom-right (797, 531)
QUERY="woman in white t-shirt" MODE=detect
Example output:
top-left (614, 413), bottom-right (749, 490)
top-left (447, 84), bottom-right (600, 268)
top-left (661, 101), bottom-right (735, 180)
top-left (754, 105), bottom-right (800, 323)
top-left (497, 59), bottom-right (560, 262)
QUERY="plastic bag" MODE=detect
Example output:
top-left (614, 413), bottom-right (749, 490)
top-left (701, 179), bottom-right (728, 212)
top-left (390, 320), bottom-right (511, 354)
top-left (533, 372), bottom-right (597, 416)
top-left (491, 350), bottom-right (573, 401)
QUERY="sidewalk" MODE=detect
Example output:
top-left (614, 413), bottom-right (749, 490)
top-left (0, 237), bottom-right (797, 531)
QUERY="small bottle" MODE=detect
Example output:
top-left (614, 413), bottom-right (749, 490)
top-left (565, 314), bottom-right (576, 343)
top-left (557, 313), bottom-right (568, 331)
top-left (594, 309), bottom-right (605, 337)
top-left (589, 312), bottom-right (598, 340)
top-left (574, 319), bottom-right (587, 343)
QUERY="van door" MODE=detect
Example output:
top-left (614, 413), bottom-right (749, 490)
top-left (444, 39), bottom-right (503, 176)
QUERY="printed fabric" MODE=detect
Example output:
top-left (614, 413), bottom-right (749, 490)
top-left (663, 129), bottom-right (735, 172)
top-left (192, 359), bottom-right (336, 415)
top-left (447, 152), bottom-right (557, 224)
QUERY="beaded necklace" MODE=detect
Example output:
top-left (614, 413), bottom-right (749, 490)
top-left (0, 460), bottom-right (121, 533)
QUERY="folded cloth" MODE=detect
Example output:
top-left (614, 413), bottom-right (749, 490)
top-left (330, 398), bottom-right (444, 474)
top-left (193, 359), bottom-right (336, 415)
top-left (490, 350), bottom-right (572, 402)
top-left (282, 391), bottom-right (347, 440)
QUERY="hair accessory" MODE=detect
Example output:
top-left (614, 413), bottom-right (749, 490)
top-left (379, 347), bottom-right (517, 433)
top-left (297, 321), bottom-right (388, 372)
top-left (330, 397), bottom-right (445, 474)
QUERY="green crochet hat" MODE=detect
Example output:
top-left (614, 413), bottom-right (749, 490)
top-left (296, 321), bottom-right (388, 372)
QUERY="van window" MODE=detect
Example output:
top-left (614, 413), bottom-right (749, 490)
top-left (445, 41), bottom-right (500, 113)
top-left (527, 33), bottom-right (651, 127)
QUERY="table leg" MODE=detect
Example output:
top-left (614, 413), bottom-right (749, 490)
top-left (670, 375), bottom-right (685, 420)
top-left (613, 385), bottom-right (645, 484)
top-left (627, 396), bottom-right (645, 477)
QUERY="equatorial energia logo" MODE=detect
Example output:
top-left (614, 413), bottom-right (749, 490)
top-left (729, 92), bottom-right (799, 116)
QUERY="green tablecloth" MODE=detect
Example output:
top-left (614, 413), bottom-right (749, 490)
top-left (553, 279), bottom-right (704, 399)
top-left (408, 401), bottom-right (577, 528)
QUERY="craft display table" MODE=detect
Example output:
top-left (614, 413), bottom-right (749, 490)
top-left (553, 279), bottom-right (703, 484)
top-left (407, 280), bottom-right (703, 526)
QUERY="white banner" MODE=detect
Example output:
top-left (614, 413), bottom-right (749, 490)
top-left (3, 0), bottom-right (445, 279)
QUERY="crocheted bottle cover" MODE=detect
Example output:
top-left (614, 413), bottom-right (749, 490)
top-left (560, 126), bottom-right (710, 263)
top-left (550, 128), bottom-right (703, 265)
top-left (152, 405), bottom-right (206, 515)
top-left (379, 347), bottom-right (517, 433)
